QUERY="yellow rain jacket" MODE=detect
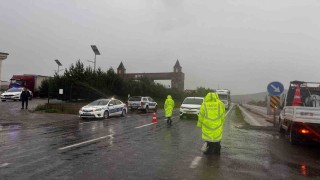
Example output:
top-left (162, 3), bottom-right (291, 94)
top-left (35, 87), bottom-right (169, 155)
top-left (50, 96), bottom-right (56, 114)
top-left (197, 92), bottom-right (226, 142)
top-left (164, 95), bottom-right (175, 117)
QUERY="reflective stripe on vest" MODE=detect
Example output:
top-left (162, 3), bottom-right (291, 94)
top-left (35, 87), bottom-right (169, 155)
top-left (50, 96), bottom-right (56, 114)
top-left (198, 119), bottom-right (223, 131)
top-left (202, 131), bottom-right (222, 142)
top-left (204, 103), bottom-right (222, 121)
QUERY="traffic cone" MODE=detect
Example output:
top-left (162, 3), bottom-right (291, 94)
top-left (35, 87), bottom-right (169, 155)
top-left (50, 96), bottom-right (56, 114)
top-left (292, 84), bottom-right (302, 106)
top-left (152, 112), bottom-right (158, 123)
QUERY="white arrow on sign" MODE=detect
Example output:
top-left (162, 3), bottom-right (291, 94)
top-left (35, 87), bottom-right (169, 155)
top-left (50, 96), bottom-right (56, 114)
top-left (271, 84), bottom-right (280, 93)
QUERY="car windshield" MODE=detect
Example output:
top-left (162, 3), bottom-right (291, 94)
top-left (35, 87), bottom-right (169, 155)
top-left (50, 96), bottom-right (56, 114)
top-left (128, 97), bottom-right (141, 101)
top-left (10, 79), bottom-right (24, 85)
top-left (7, 88), bottom-right (22, 92)
top-left (182, 98), bottom-right (203, 105)
top-left (218, 94), bottom-right (228, 100)
top-left (88, 99), bottom-right (109, 106)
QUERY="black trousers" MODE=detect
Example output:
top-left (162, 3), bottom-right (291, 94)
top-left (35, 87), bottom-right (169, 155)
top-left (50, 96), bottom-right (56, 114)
top-left (206, 141), bottom-right (221, 154)
top-left (167, 117), bottom-right (172, 125)
top-left (22, 100), bottom-right (28, 108)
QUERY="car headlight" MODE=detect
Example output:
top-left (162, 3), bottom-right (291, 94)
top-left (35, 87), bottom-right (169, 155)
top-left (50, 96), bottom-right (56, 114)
top-left (94, 108), bottom-right (102, 111)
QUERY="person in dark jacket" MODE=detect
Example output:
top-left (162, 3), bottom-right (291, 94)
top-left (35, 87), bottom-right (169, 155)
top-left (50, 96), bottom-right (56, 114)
top-left (20, 87), bottom-right (30, 109)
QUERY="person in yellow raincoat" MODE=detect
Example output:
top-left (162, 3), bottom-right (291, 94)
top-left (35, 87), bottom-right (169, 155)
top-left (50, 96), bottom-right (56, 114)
top-left (164, 95), bottom-right (175, 126)
top-left (197, 92), bottom-right (225, 155)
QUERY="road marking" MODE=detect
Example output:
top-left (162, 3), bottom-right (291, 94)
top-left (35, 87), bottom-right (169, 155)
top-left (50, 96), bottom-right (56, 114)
top-left (0, 163), bottom-right (10, 168)
top-left (134, 122), bottom-right (157, 129)
top-left (190, 156), bottom-right (202, 168)
top-left (58, 135), bottom-right (113, 151)
top-left (225, 105), bottom-right (234, 117)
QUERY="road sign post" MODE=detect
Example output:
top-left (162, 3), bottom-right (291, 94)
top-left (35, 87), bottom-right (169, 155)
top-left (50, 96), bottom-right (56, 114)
top-left (267, 81), bottom-right (284, 125)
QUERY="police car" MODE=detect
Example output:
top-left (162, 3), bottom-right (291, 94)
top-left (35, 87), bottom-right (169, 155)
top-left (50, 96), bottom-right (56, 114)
top-left (79, 98), bottom-right (127, 119)
top-left (127, 96), bottom-right (157, 113)
top-left (1, 87), bottom-right (33, 102)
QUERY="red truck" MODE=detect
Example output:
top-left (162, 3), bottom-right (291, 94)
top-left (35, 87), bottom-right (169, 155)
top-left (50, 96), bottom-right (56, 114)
top-left (9, 74), bottom-right (50, 97)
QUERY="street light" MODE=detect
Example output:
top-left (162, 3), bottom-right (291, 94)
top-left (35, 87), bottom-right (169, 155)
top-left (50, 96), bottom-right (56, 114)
top-left (90, 45), bottom-right (100, 72)
top-left (54, 59), bottom-right (62, 74)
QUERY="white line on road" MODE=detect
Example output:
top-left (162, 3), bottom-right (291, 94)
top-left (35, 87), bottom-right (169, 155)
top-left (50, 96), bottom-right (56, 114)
top-left (58, 135), bottom-right (113, 151)
top-left (0, 163), bottom-right (10, 168)
top-left (225, 105), bottom-right (234, 117)
top-left (190, 156), bottom-right (202, 168)
top-left (134, 122), bottom-right (157, 129)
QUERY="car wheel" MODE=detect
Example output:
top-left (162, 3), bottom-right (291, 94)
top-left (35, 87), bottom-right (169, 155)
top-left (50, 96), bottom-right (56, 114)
top-left (154, 106), bottom-right (157, 112)
top-left (1, 100), bottom-right (5, 102)
top-left (145, 106), bottom-right (149, 113)
top-left (121, 109), bottom-right (126, 117)
top-left (104, 111), bottom-right (109, 119)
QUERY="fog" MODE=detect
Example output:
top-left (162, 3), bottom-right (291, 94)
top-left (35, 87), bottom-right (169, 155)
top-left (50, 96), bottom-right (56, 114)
top-left (1, 0), bottom-right (320, 94)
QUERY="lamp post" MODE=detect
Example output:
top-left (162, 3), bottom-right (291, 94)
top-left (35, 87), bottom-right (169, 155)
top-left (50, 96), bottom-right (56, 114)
top-left (54, 59), bottom-right (62, 74)
top-left (90, 45), bottom-right (100, 72)
top-left (0, 52), bottom-right (9, 91)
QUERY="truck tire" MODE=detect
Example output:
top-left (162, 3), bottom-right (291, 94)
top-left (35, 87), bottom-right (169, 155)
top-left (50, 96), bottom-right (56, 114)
top-left (289, 126), bottom-right (299, 145)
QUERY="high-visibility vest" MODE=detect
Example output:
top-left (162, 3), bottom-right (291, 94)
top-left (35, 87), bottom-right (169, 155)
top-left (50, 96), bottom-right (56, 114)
top-left (164, 95), bottom-right (175, 117)
top-left (197, 99), bottom-right (225, 142)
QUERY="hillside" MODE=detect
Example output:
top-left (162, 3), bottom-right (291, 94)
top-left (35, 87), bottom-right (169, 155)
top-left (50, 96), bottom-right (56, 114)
top-left (231, 92), bottom-right (267, 103)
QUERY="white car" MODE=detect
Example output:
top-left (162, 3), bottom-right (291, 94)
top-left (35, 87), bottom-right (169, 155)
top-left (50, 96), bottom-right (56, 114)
top-left (180, 97), bottom-right (204, 119)
top-left (1, 87), bottom-right (33, 102)
top-left (79, 98), bottom-right (127, 119)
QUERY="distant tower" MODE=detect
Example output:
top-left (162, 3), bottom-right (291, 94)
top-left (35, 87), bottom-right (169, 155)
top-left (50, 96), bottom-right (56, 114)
top-left (171, 59), bottom-right (184, 90)
top-left (117, 62), bottom-right (126, 77)
top-left (173, 59), bottom-right (182, 73)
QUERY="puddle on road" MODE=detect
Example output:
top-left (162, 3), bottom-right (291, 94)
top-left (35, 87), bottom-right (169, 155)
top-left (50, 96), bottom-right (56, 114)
top-left (286, 162), bottom-right (320, 177)
top-left (0, 123), bottom-right (23, 131)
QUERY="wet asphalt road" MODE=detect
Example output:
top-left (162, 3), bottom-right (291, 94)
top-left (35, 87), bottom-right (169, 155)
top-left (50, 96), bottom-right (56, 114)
top-left (1, 101), bottom-right (320, 180)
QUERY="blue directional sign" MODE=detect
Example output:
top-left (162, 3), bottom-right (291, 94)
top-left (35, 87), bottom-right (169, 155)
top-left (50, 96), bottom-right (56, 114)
top-left (267, 81), bottom-right (284, 96)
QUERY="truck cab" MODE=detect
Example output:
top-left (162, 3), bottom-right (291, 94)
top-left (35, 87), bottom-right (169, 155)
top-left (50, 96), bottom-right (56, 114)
top-left (216, 89), bottom-right (231, 109)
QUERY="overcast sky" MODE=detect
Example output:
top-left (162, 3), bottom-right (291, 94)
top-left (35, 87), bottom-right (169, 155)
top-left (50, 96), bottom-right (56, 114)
top-left (1, 0), bottom-right (320, 94)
